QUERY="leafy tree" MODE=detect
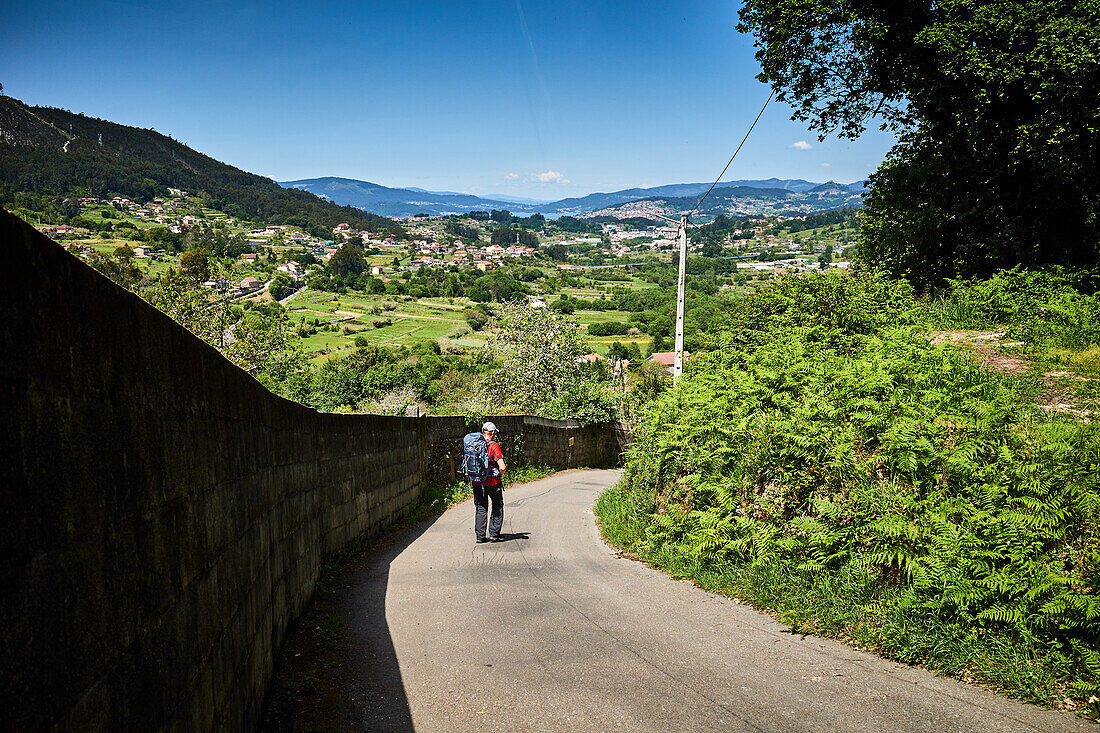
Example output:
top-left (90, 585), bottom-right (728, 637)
top-left (444, 219), bottom-right (481, 241)
top-left (288, 342), bottom-right (453, 413)
top-left (223, 305), bottom-right (307, 388)
top-left (700, 236), bottom-right (723, 258)
top-left (552, 216), bottom-right (601, 234)
top-left (464, 308), bottom-right (489, 330)
top-left (145, 270), bottom-right (219, 339)
top-left (469, 270), bottom-right (531, 302)
top-left (738, 0), bottom-right (1100, 287)
top-left (329, 241), bottom-right (367, 277)
top-left (269, 272), bottom-right (295, 300)
top-left (179, 247), bottom-right (210, 281)
top-left (143, 270), bottom-right (306, 388)
top-left (607, 341), bottom-right (631, 362)
top-left (550, 298), bottom-right (575, 314)
top-left (490, 227), bottom-right (539, 247)
top-left (483, 304), bottom-right (589, 416)
top-left (467, 283), bottom-right (490, 302)
top-left (87, 247), bottom-right (142, 290)
top-left (144, 226), bottom-right (182, 252)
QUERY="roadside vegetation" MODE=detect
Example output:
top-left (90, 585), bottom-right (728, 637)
top-left (590, 4), bottom-right (1095, 717)
top-left (596, 269), bottom-right (1100, 717)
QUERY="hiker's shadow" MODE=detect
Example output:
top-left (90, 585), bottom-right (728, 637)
top-left (492, 532), bottom-right (529, 543)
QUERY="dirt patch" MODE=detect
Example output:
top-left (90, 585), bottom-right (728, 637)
top-left (930, 330), bottom-right (1004, 346)
top-left (929, 331), bottom-right (1033, 375)
top-left (929, 330), bottom-right (1027, 348)
top-left (1045, 370), bottom-right (1090, 381)
top-left (1038, 373), bottom-right (1096, 418)
top-left (931, 331), bottom-right (1096, 419)
top-left (971, 345), bottom-right (1032, 376)
top-left (1039, 402), bottom-right (1093, 418)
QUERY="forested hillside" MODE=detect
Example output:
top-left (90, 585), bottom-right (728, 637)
top-left (0, 96), bottom-right (397, 237)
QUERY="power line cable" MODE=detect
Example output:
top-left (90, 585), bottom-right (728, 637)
top-left (688, 90), bottom-right (775, 219)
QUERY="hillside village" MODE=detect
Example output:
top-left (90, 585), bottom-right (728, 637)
top-left (37, 188), bottom-right (852, 294)
top-left (24, 187), bottom-right (856, 376)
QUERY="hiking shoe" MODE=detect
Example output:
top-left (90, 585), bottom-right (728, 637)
top-left (476, 537), bottom-right (489, 543)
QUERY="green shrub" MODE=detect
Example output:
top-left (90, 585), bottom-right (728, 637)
top-left (922, 267), bottom-right (1100, 350)
top-left (609, 270), bottom-right (1100, 713)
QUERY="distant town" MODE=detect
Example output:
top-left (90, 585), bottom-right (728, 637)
top-left (38, 188), bottom-right (854, 303)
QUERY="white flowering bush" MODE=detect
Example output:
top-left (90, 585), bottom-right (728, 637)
top-left (484, 303), bottom-right (617, 422)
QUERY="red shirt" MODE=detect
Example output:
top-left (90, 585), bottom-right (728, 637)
top-left (477, 441), bottom-right (504, 487)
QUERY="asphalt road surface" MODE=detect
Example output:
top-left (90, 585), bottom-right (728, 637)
top-left (338, 469), bottom-right (1093, 732)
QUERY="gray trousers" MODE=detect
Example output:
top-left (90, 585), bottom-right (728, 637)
top-left (472, 482), bottom-right (504, 539)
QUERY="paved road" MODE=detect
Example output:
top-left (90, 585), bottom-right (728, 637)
top-left (338, 469), bottom-right (1093, 732)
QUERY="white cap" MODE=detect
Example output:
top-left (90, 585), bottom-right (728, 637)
top-left (482, 421), bottom-right (498, 433)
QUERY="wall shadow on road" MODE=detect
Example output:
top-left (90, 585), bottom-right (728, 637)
top-left (338, 514), bottom-right (447, 732)
top-left (263, 513), bottom-right (443, 732)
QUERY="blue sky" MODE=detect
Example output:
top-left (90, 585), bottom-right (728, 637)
top-left (2, 1), bottom-right (896, 199)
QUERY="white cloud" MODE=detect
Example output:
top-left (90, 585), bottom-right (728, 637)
top-left (505, 172), bottom-right (519, 180)
top-left (821, 162), bottom-right (831, 167)
top-left (789, 140), bottom-right (813, 150)
top-left (531, 170), bottom-right (570, 184)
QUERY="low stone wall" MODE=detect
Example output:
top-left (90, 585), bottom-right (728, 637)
top-left (0, 210), bottom-right (624, 731)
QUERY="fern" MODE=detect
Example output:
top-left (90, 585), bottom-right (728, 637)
top-left (616, 270), bottom-right (1100, 708)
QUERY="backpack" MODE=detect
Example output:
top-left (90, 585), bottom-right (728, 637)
top-left (461, 431), bottom-right (492, 482)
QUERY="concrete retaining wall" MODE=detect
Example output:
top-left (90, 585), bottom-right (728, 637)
top-left (0, 209), bottom-right (625, 731)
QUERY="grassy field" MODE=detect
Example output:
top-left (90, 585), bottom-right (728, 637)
top-left (574, 309), bottom-right (648, 354)
top-left (284, 285), bottom-right (656, 360)
top-left (287, 289), bottom-right (489, 360)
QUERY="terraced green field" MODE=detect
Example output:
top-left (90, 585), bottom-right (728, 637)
top-left (287, 289), bottom-right (489, 360)
top-left (285, 286), bottom-right (652, 360)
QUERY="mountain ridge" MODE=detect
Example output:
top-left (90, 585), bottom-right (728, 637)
top-left (0, 96), bottom-right (398, 237)
top-left (0, 93), bottom-right (864, 225)
top-left (280, 176), bottom-right (867, 219)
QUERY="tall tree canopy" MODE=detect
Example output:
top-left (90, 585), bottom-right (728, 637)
top-left (738, 0), bottom-right (1100, 287)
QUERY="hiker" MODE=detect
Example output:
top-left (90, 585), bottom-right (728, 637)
top-left (468, 421), bottom-right (506, 543)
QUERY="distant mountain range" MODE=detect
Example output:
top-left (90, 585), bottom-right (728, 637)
top-left (0, 92), bottom-right (864, 227)
top-left (279, 177), bottom-right (867, 219)
top-left (279, 177), bottom-right (522, 218)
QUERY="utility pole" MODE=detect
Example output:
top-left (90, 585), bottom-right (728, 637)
top-left (673, 212), bottom-right (688, 383)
